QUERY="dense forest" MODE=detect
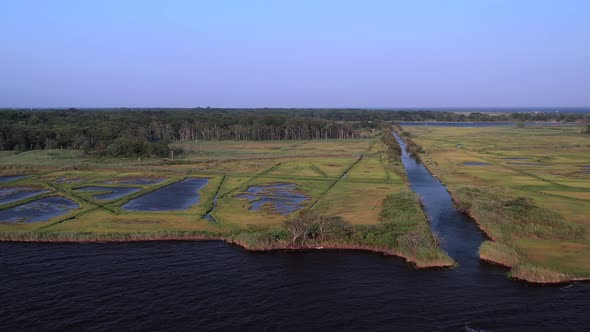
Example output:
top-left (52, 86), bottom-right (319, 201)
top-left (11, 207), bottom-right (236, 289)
top-left (0, 109), bottom-right (361, 157)
top-left (0, 108), bottom-right (588, 158)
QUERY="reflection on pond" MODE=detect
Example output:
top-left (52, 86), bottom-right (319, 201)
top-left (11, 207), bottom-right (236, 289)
top-left (0, 196), bottom-right (79, 223)
top-left (236, 183), bottom-right (308, 215)
top-left (105, 178), bottom-right (167, 185)
top-left (0, 175), bottom-right (29, 183)
top-left (76, 186), bottom-right (142, 201)
top-left (0, 187), bottom-right (50, 206)
top-left (56, 177), bottom-right (82, 184)
top-left (122, 178), bottom-right (209, 211)
top-left (461, 162), bottom-right (490, 166)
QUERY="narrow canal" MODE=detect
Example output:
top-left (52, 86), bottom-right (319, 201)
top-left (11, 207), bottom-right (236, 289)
top-left (393, 131), bottom-right (486, 268)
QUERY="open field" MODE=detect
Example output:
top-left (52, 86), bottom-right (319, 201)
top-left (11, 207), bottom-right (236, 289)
top-left (0, 137), bottom-right (453, 268)
top-left (402, 125), bottom-right (590, 282)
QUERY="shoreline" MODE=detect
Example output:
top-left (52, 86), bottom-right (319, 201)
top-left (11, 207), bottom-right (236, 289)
top-left (5, 230), bottom-right (588, 284)
top-left (0, 232), bottom-right (455, 269)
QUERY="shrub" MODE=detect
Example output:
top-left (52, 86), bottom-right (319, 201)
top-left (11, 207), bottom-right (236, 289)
top-left (105, 138), bottom-right (170, 158)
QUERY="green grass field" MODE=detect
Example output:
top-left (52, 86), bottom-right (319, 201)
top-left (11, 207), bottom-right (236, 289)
top-left (0, 137), bottom-right (453, 268)
top-left (404, 125), bottom-right (590, 282)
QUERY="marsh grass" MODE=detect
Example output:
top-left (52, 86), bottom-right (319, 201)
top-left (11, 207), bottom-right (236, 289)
top-left (310, 164), bottom-right (328, 177)
top-left (479, 241), bottom-right (520, 267)
top-left (0, 230), bottom-right (222, 242)
top-left (375, 191), bottom-right (453, 265)
top-left (508, 264), bottom-right (574, 284)
top-left (229, 201), bottom-right (454, 268)
top-left (455, 186), bottom-right (584, 241)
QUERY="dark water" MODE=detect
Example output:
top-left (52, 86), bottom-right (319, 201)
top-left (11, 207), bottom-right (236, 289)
top-left (507, 162), bottom-right (546, 166)
top-left (0, 187), bottom-right (49, 205)
top-left (1, 241), bottom-right (588, 331)
top-left (76, 186), bottom-right (142, 201)
top-left (56, 177), bottom-right (82, 184)
top-left (462, 162), bottom-right (491, 166)
top-left (0, 196), bottom-right (79, 223)
top-left (235, 183), bottom-right (308, 215)
top-left (122, 178), bottom-right (209, 211)
top-left (106, 178), bottom-right (167, 185)
top-left (393, 131), bottom-right (487, 266)
top-left (1, 141), bottom-right (588, 330)
top-left (0, 175), bottom-right (28, 183)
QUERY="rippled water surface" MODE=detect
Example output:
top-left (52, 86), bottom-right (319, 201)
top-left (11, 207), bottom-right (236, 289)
top-left (1, 242), bottom-right (588, 331)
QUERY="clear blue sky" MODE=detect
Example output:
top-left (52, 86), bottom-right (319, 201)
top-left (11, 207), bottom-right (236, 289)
top-left (1, 0), bottom-right (589, 108)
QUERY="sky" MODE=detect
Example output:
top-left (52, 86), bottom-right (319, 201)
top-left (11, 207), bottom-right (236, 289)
top-left (1, 0), bottom-right (589, 108)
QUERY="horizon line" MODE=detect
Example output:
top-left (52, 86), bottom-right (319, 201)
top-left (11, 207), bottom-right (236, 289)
top-left (1, 106), bottom-right (589, 110)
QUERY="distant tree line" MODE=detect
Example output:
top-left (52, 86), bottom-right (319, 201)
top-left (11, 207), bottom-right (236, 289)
top-left (0, 108), bottom-right (587, 157)
top-left (0, 109), bottom-right (360, 157)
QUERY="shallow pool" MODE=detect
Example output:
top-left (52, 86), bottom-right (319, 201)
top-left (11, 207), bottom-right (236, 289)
top-left (236, 183), bottom-right (308, 215)
top-left (76, 186), bottom-right (142, 201)
top-left (0, 188), bottom-right (50, 206)
top-left (122, 178), bottom-right (209, 211)
top-left (0, 196), bottom-right (79, 223)
top-left (0, 175), bottom-right (29, 183)
top-left (106, 178), bottom-right (167, 185)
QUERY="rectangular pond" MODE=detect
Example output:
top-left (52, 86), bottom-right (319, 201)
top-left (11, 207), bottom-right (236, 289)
top-left (122, 178), bottom-right (209, 211)
top-left (235, 183), bottom-right (308, 215)
top-left (0, 196), bottom-right (80, 223)
top-left (75, 186), bottom-right (142, 201)
top-left (0, 187), bottom-right (50, 206)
